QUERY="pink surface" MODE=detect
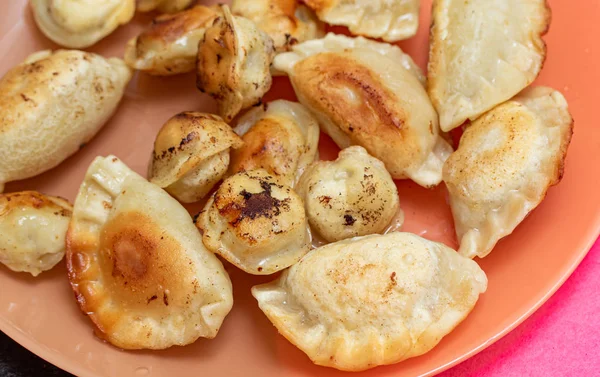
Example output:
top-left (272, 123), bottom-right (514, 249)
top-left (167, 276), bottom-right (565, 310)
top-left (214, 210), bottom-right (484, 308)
top-left (441, 238), bottom-right (600, 376)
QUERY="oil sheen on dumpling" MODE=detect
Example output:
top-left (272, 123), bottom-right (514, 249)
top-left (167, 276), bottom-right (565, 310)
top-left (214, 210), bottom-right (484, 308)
top-left (274, 33), bottom-right (452, 187)
top-left (0, 191), bottom-right (72, 276)
top-left (196, 5), bottom-right (275, 122)
top-left (231, 0), bottom-right (325, 52)
top-left (0, 50), bottom-right (132, 193)
top-left (296, 146), bottom-right (400, 243)
top-left (252, 232), bottom-right (487, 371)
top-left (444, 87), bottom-right (573, 259)
top-left (196, 170), bottom-right (310, 275)
top-left (229, 100), bottom-right (319, 187)
top-left (428, 0), bottom-right (551, 132)
top-left (136, 0), bottom-right (195, 13)
top-left (31, 0), bottom-right (135, 48)
top-left (66, 156), bottom-right (233, 350)
top-left (124, 5), bottom-right (220, 76)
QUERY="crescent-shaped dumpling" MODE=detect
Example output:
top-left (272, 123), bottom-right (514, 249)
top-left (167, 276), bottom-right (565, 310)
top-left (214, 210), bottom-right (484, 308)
top-left (66, 156), bottom-right (233, 350)
top-left (229, 100), bottom-right (319, 187)
top-left (303, 0), bottom-right (419, 42)
top-left (196, 170), bottom-right (310, 275)
top-left (0, 50), bottom-right (132, 193)
top-left (124, 5), bottom-right (221, 76)
top-left (196, 5), bottom-right (275, 122)
top-left (231, 0), bottom-right (325, 52)
top-left (274, 34), bottom-right (452, 187)
top-left (0, 191), bottom-right (72, 276)
top-left (444, 87), bottom-right (573, 259)
top-left (30, 0), bottom-right (135, 48)
top-left (428, 0), bottom-right (550, 131)
top-left (148, 112), bottom-right (243, 203)
top-left (252, 232), bottom-right (487, 371)
top-left (137, 0), bottom-right (195, 13)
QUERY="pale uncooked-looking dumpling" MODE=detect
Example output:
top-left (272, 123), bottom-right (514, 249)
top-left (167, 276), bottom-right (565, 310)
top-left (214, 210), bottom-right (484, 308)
top-left (0, 191), bottom-right (72, 276)
top-left (196, 170), bottom-right (310, 275)
top-left (148, 112), bottom-right (243, 203)
top-left (137, 0), bottom-right (194, 13)
top-left (303, 0), bottom-right (419, 42)
top-left (229, 100), bottom-right (319, 187)
top-left (296, 146), bottom-right (400, 243)
top-left (252, 232), bottom-right (487, 371)
top-left (274, 33), bottom-right (452, 187)
top-left (231, 0), bottom-right (325, 52)
top-left (0, 50), bottom-right (132, 193)
top-left (31, 0), bottom-right (135, 48)
top-left (66, 156), bottom-right (233, 350)
top-left (444, 87), bottom-right (573, 259)
top-left (196, 5), bottom-right (275, 122)
top-left (124, 5), bottom-right (221, 76)
top-left (428, 0), bottom-right (550, 131)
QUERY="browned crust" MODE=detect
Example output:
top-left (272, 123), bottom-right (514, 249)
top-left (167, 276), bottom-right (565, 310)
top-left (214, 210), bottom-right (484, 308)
top-left (0, 191), bottom-right (72, 216)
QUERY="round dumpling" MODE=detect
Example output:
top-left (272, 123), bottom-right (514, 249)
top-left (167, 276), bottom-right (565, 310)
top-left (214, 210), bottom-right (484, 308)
top-left (66, 156), bottom-right (233, 350)
top-left (30, 0), bottom-right (135, 48)
top-left (196, 5), bottom-right (275, 122)
top-left (0, 191), bottom-right (72, 276)
top-left (148, 112), bottom-right (243, 203)
top-left (196, 170), bottom-right (310, 275)
top-left (229, 100), bottom-right (320, 187)
top-left (296, 146), bottom-right (401, 243)
top-left (252, 232), bottom-right (488, 371)
top-left (137, 0), bottom-right (195, 13)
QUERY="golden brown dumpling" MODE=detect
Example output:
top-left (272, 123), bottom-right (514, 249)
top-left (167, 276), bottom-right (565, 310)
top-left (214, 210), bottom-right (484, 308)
top-left (148, 112), bottom-right (243, 203)
top-left (252, 232), bottom-right (487, 371)
top-left (296, 146), bottom-right (400, 243)
top-left (444, 87), bottom-right (573, 259)
top-left (303, 0), bottom-right (419, 42)
top-left (0, 50), bottom-right (132, 193)
top-left (0, 191), bottom-right (72, 276)
top-left (136, 0), bottom-right (194, 13)
top-left (274, 33), bottom-right (452, 187)
top-left (66, 156), bottom-right (233, 350)
top-left (229, 100), bottom-right (319, 186)
top-left (124, 5), bottom-right (220, 76)
top-left (196, 5), bottom-right (275, 122)
top-left (231, 0), bottom-right (325, 52)
top-left (428, 0), bottom-right (550, 131)
top-left (31, 0), bottom-right (135, 48)
top-left (196, 170), bottom-right (310, 275)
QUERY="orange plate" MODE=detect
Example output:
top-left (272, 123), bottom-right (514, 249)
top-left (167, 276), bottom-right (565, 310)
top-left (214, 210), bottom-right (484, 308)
top-left (0, 1), bottom-right (599, 376)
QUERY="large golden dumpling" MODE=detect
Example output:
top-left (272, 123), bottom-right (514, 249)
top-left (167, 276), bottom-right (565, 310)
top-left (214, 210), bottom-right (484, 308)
top-left (252, 232), bottom-right (487, 371)
top-left (444, 87), bottom-right (573, 259)
top-left (66, 156), bottom-right (233, 350)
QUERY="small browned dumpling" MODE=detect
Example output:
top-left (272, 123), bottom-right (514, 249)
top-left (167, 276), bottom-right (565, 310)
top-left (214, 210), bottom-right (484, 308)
top-left (196, 170), bottom-right (310, 275)
top-left (137, 0), bottom-right (195, 13)
top-left (196, 5), bottom-right (275, 122)
top-left (444, 87), bottom-right (573, 259)
top-left (231, 0), bottom-right (325, 52)
top-left (124, 5), bottom-right (220, 76)
top-left (296, 146), bottom-right (401, 243)
top-left (148, 112), bottom-right (243, 203)
top-left (229, 100), bottom-right (319, 186)
top-left (0, 191), bottom-right (72, 276)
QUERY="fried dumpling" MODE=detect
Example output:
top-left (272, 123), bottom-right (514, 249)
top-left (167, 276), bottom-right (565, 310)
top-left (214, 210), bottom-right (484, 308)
top-left (196, 170), bottom-right (310, 275)
top-left (274, 33), bottom-right (452, 187)
top-left (0, 191), bottom-right (72, 276)
top-left (231, 0), bottom-right (325, 52)
top-left (296, 146), bottom-right (400, 243)
top-left (196, 5), bottom-right (275, 122)
top-left (444, 87), bottom-right (573, 259)
top-left (428, 0), bottom-right (551, 132)
top-left (229, 100), bottom-right (319, 186)
top-left (66, 156), bottom-right (233, 350)
top-left (136, 0), bottom-right (195, 13)
top-left (0, 50), bottom-right (132, 193)
top-left (148, 112), bottom-right (243, 203)
top-left (252, 232), bottom-right (487, 371)
top-left (124, 5), bottom-right (220, 76)
top-left (303, 0), bottom-right (419, 42)
top-left (31, 0), bottom-right (135, 48)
